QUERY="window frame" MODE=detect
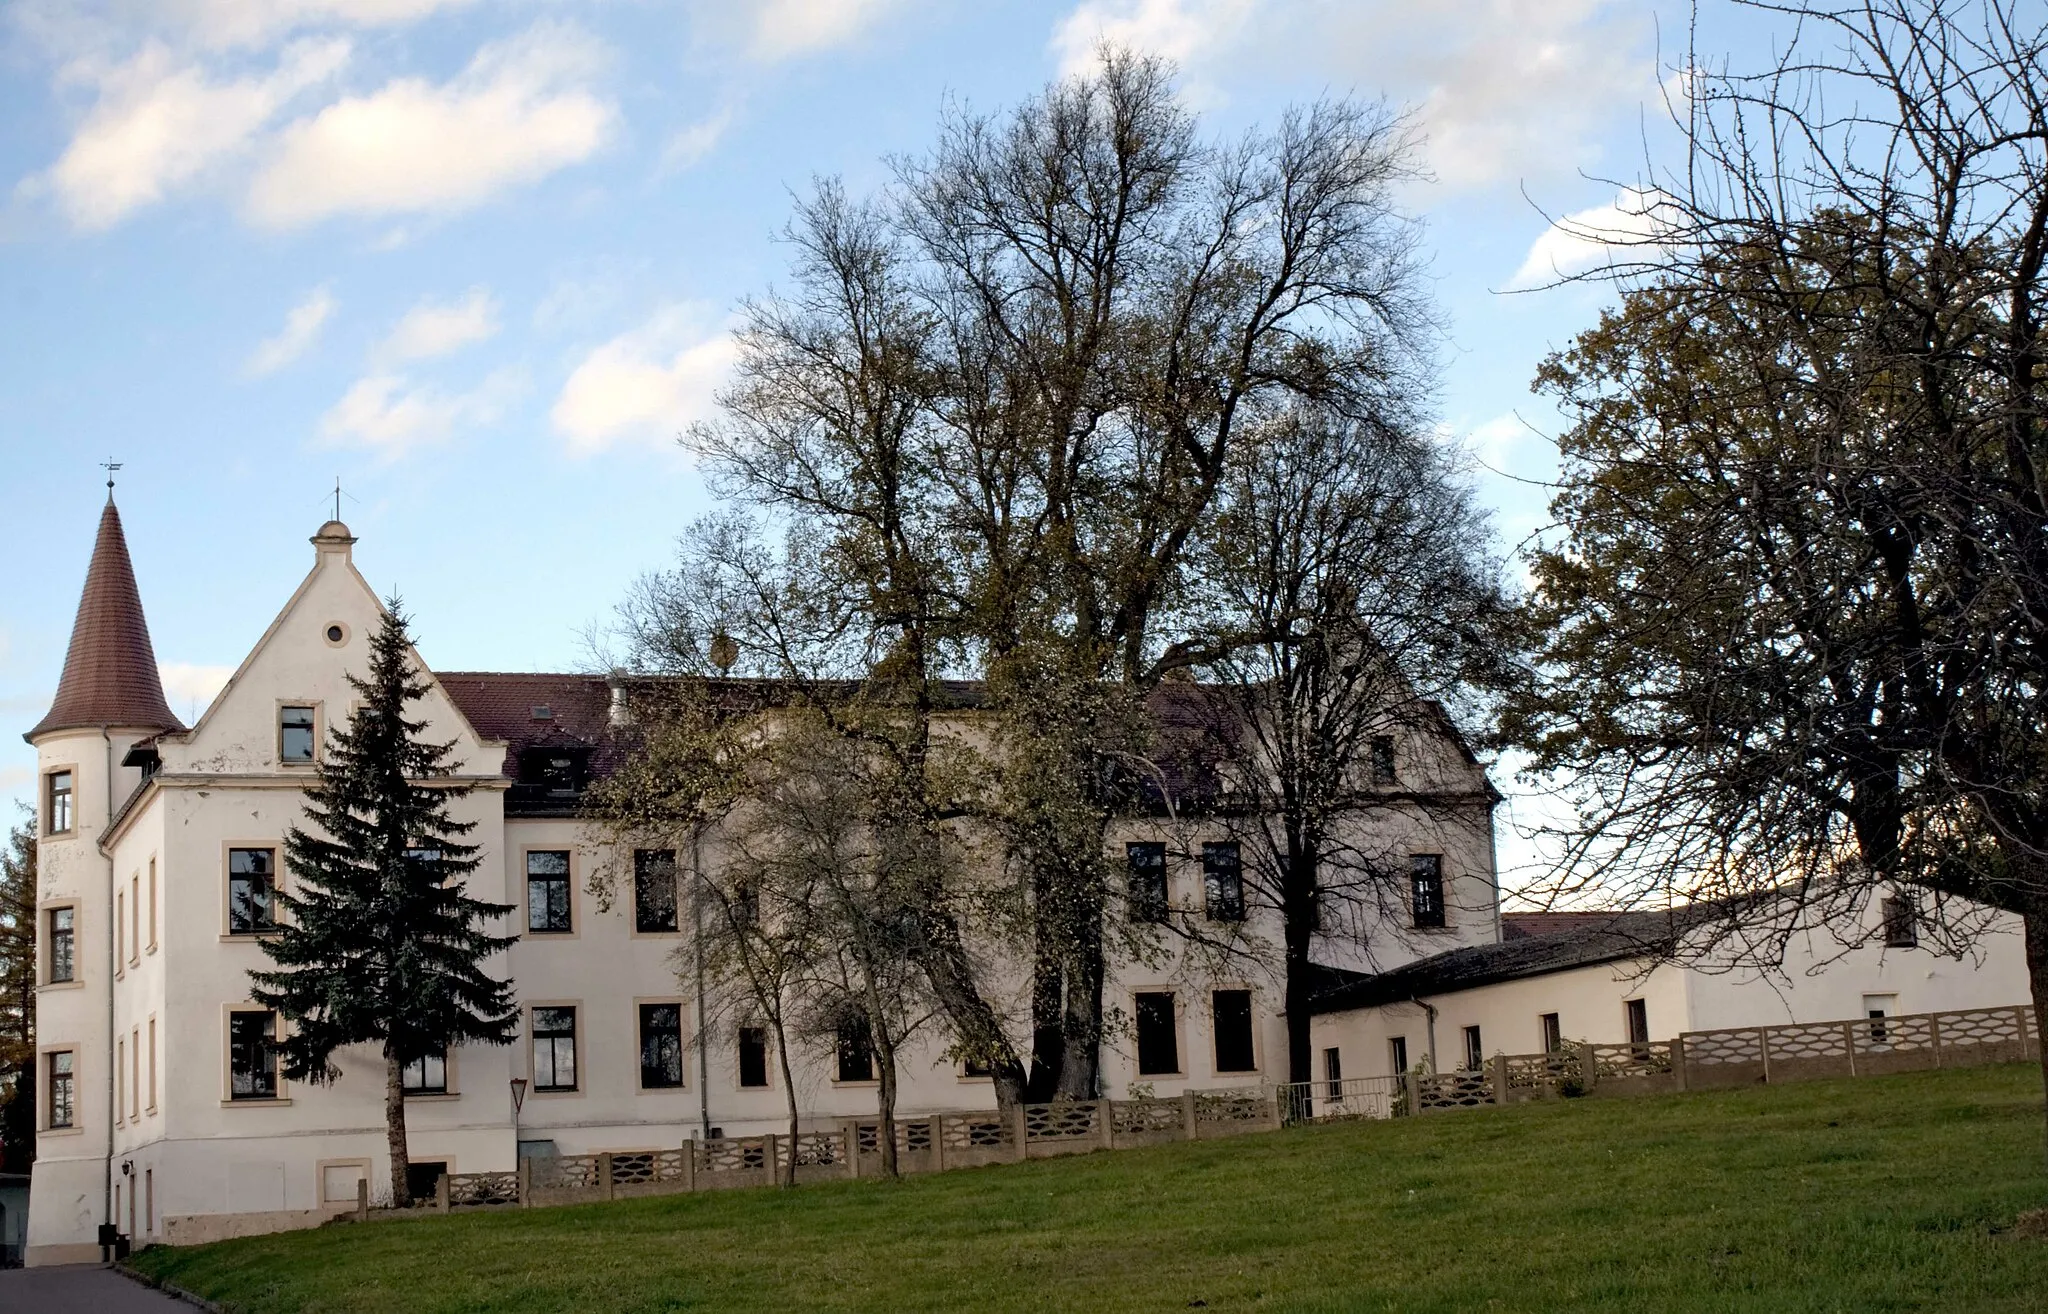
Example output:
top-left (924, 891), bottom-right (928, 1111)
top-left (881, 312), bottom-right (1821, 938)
top-left (146, 857), bottom-right (158, 952)
top-left (1322, 1046), bottom-right (1343, 1102)
top-left (1624, 998), bottom-right (1649, 1046)
top-left (1210, 988), bottom-right (1257, 1074)
top-left (1881, 894), bottom-right (1919, 949)
top-left (736, 1025), bottom-right (771, 1089)
top-left (1133, 989), bottom-right (1183, 1078)
top-left (1409, 854), bottom-right (1446, 930)
top-left (277, 701), bottom-right (321, 766)
top-left (400, 1044), bottom-right (452, 1097)
top-left (529, 1003), bottom-right (581, 1094)
top-left (45, 903), bottom-right (78, 985)
top-left (636, 1000), bottom-right (687, 1091)
top-left (1125, 842), bottom-right (1169, 924)
top-left (1369, 736), bottom-right (1397, 785)
top-left (1461, 1024), bottom-right (1484, 1072)
top-left (1201, 841), bottom-right (1246, 923)
top-left (1540, 1012), bottom-right (1563, 1054)
top-left (834, 1014), bottom-right (877, 1085)
top-left (226, 1008), bottom-right (283, 1103)
top-left (46, 1047), bottom-right (78, 1130)
top-left (632, 849), bottom-right (681, 936)
top-left (1389, 1035), bottom-right (1409, 1076)
top-left (523, 849), bottom-right (576, 936)
top-left (44, 765), bottom-right (76, 838)
top-left (224, 844), bottom-right (280, 937)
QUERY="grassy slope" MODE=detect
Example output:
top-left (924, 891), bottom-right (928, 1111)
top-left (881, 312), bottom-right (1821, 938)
top-left (132, 1065), bottom-right (2048, 1314)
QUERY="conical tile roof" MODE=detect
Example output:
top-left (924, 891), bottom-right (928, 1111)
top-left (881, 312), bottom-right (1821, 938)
top-left (26, 499), bottom-right (184, 742)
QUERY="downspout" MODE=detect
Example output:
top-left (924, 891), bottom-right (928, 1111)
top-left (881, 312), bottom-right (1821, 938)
top-left (693, 829), bottom-right (710, 1142)
top-left (1412, 996), bottom-right (1438, 1074)
top-left (101, 726), bottom-right (115, 1260)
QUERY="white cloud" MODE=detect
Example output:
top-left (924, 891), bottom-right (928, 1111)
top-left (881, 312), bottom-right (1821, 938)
top-left (35, 37), bottom-right (349, 229)
top-left (158, 662), bottom-right (236, 718)
top-left (552, 306), bottom-right (738, 453)
top-left (660, 107), bottom-right (734, 173)
top-left (1509, 186), bottom-right (1677, 288)
top-left (246, 22), bottom-right (615, 228)
top-left (376, 286), bottom-right (498, 363)
top-left (246, 284), bottom-right (336, 374)
top-left (1050, 0), bottom-right (1654, 189)
top-left (746, 0), bottom-right (900, 60)
top-left (320, 368), bottom-right (521, 453)
top-left (171, 0), bottom-right (478, 49)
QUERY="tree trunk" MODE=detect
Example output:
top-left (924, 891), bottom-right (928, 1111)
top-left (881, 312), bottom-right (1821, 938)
top-left (1283, 839), bottom-right (1318, 1093)
top-left (2026, 910), bottom-right (2048, 1177)
top-left (384, 1044), bottom-right (411, 1208)
top-left (773, 1021), bottom-right (800, 1188)
top-left (1056, 910), bottom-right (1104, 1100)
top-left (874, 1015), bottom-right (901, 1180)
top-left (1026, 881), bottom-right (1065, 1104)
top-left (913, 896), bottom-right (1030, 1114)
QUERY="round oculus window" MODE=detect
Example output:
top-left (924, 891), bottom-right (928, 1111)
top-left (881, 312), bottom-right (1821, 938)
top-left (324, 624), bottom-right (348, 645)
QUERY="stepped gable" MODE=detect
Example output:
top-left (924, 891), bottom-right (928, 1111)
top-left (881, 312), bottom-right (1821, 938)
top-left (27, 498), bottom-right (184, 742)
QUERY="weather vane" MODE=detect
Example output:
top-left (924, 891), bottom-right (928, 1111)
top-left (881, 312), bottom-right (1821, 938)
top-left (100, 458), bottom-right (122, 497)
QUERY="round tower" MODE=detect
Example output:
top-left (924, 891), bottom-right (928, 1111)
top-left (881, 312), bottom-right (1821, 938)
top-left (23, 494), bottom-right (183, 1266)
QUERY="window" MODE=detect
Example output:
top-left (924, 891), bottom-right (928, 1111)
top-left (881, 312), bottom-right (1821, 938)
top-left (116, 1035), bottom-right (126, 1122)
top-left (1882, 894), bottom-right (1918, 949)
top-left (517, 749), bottom-right (585, 798)
top-left (532, 1007), bottom-right (577, 1091)
top-left (1540, 1013), bottom-right (1563, 1053)
top-left (48, 907), bottom-right (74, 983)
top-left (1202, 842), bottom-right (1245, 922)
top-left (147, 859), bottom-right (157, 950)
top-left (147, 1018), bottom-right (157, 1112)
top-left (279, 705), bottom-right (316, 764)
top-left (1462, 1025), bottom-right (1484, 1071)
top-left (116, 889), bottom-right (125, 969)
top-left (229, 1010), bottom-right (279, 1100)
top-left (1370, 736), bottom-right (1397, 784)
top-left (48, 1051), bottom-right (75, 1128)
top-left (634, 850), bottom-right (679, 933)
top-left (1863, 993), bottom-right (1897, 1046)
top-left (1212, 989), bottom-right (1255, 1073)
top-left (836, 1016), bottom-right (876, 1083)
top-left (737, 1026), bottom-right (770, 1088)
top-left (1135, 991), bottom-right (1179, 1075)
top-left (228, 848), bottom-right (277, 934)
top-left (401, 1046), bottom-right (448, 1095)
top-left (130, 1026), bottom-right (139, 1121)
top-left (1323, 1047), bottom-right (1343, 1101)
top-left (639, 1004), bottom-right (685, 1089)
top-left (1624, 999), bottom-right (1649, 1046)
top-left (406, 846), bottom-right (445, 884)
top-left (1410, 854), bottom-right (1445, 930)
top-left (1389, 1036), bottom-right (1409, 1076)
top-left (129, 875), bottom-right (140, 964)
top-left (407, 1161), bottom-right (448, 1204)
top-left (526, 852), bottom-right (572, 933)
top-left (45, 769), bottom-right (73, 836)
top-left (1126, 842), bottom-right (1168, 923)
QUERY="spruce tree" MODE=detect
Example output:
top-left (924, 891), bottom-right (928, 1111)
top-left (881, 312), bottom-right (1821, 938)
top-left (251, 602), bottom-right (518, 1207)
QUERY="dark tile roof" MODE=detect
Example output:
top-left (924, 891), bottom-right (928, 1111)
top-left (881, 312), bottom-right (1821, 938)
top-left (28, 499), bottom-right (183, 742)
top-left (1306, 906), bottom-right (1718, 1014)
top-left (1500, 911), bottom-right (1643, 940)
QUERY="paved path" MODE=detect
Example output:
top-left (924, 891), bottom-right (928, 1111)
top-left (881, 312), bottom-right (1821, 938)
top-left (0, 1264), bottom-right (192, 1312)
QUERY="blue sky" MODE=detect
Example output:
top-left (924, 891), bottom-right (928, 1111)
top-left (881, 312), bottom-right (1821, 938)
top-left (0, 0), bottom-right (1756, 889)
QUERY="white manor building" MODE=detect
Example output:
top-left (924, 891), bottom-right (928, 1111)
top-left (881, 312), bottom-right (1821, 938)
top-left (24, 501), bottom-right (1508, 1263)
top-left (24, 500), bottom-right (2033, 1265)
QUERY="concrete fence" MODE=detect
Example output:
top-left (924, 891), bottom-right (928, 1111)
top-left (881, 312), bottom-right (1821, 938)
top-left (425, 1087), bottom-right (1280, 1214)
top-left (1277, 1002), bottom-right (2041, 1123)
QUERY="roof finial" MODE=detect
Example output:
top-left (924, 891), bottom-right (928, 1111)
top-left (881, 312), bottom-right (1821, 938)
top-left (100, 458), bottom-right (122, 500)
top-left (334, 476), bottom-right (342, 521)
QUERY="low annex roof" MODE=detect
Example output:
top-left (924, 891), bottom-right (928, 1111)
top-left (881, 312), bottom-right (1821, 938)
top-left (1306, 906), bottom-right (1720, 1015)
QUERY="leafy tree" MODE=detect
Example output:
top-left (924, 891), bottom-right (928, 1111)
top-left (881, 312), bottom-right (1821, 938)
top-left (0, 811), bottom-right (35, 1172)
top-left (1187, 408), bottom-right (1513, 1089)
top-left (1509, 0), bottom-right (2048, 1162)
top-left (250, 603), bottom-right (519, 1207)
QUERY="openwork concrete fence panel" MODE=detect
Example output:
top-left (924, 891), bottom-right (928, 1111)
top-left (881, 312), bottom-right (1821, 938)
top-left (1025, 1101), bottom-right (1104, 1158)
top-left (1414, 1071), bottom-right (1495, 1112)
top-left (1194, 1091), bottom-right (1275, 1134)
top-left (939, 1113), bottom-right (1014, 1167)
top-left (1113, 1096), bottom-right (1188, 1143)
top-left (446, 1171), bottom-right (518, 1207)
top-left (1933, 1007), bottom-right (2036, 1065)
top-left (1680, 1027), bottom-right (1769, 1089)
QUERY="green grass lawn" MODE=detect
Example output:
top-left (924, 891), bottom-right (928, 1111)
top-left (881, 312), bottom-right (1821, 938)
top-left (130, 1064), bottom-right (2048, 1313)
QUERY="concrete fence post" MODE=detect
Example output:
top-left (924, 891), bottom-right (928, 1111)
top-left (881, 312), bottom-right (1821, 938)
top-left (1579, 1039), bottom-right (1600, 1094)
top-left (356, 1176), bottom-right (369, 1222)
top-left (682, 1140), bottom-right (697, 1193)
top-left (599, 1152), bottom-right (614, 1201)
top-left (1671, 1035), bottom-right (1688, 1092)
top-left (517, 1158), bottom-right (531, 1208)
top-left (1268, 1086), bottom-right (1284, 1131)
top-left (1402, 1071), bottom-right (1421, 1115)
top-left (435, 1173), bottom-right (451, 1212)
top-left (1842, 1022), bottom-right (1859, 1077)
top-left (843, 1122), bottom-right (859, 1180)
top-left (931, 1118), bottom-right (947, 1173)
top-left (1488, 1055), bottom-right (1508, 1105)
top-left (1758, 1027), bottom-right (1773, 1084)
top-left (764, 1135), bottom-right (780, 1185)
top-left (1011, 1102), bottom-right (1029, 1162)
top-left (1098, 1099), bottom-right (1116, 1151)
top-left (1931, 1014), bottom-right (1945, 1068)
top-left (2020, 1006), bottom-right (2040, 1063)
top-left (1182, 1089), bottom-right (1199, 1140)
